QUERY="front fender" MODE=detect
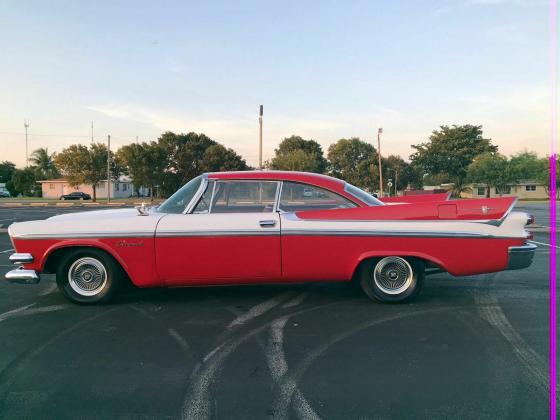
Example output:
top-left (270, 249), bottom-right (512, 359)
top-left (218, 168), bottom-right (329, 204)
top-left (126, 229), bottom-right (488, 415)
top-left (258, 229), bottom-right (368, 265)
top-left (14, 237), bottom-right (160, 288)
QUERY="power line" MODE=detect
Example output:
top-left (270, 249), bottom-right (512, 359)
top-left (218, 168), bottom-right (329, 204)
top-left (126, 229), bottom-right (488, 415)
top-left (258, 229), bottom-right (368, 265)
top-left (0, 131), bottom-right (138, 141)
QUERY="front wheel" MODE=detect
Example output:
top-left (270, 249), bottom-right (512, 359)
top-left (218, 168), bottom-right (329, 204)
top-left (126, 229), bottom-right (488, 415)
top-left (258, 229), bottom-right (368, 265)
top-left (56, 248), bottom-right (123, 304)
top-left (360, 256), bottom-right (424, 303)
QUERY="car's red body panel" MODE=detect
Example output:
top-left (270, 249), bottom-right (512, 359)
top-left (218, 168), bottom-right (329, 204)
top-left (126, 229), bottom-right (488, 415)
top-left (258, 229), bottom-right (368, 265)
top-left (281, 236), bottom-right (524, 278)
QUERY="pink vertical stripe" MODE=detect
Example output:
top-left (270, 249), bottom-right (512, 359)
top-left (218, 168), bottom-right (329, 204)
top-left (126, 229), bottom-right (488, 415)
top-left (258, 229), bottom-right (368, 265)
top-left (550, 2), bottom-right (557, 418)
top-left (551, 155), bottom-right (557, 420)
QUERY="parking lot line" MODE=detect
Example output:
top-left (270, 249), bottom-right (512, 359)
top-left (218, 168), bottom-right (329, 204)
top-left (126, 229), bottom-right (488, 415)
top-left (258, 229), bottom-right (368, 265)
top-left (528, 240), bottom-right (560, 249)
top-left (0, 248), bottom-right (14, 254)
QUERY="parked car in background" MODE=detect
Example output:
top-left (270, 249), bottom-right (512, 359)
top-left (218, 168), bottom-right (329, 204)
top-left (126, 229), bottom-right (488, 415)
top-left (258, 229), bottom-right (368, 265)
top-left (59, 192), bottom-right (91, 200)
top-left (0, 191), bottom-right (10, 198)
top-left (6, 171), bottom-right (535, 304)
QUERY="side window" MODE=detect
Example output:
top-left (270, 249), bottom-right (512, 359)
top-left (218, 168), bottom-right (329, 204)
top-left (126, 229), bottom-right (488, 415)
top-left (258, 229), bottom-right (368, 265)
top-left (210, 181), bottom-right (278, 213)
top-left (279, 182), bottom-right (356, 212)
top-left (193, 181), bottom-right (215, 213)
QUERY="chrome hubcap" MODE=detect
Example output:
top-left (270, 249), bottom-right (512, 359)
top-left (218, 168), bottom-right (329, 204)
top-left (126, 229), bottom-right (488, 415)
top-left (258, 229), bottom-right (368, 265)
top-left (373, 257), bottom-right (413, 295)
top-left (68, 257), bottom-right (107, 296)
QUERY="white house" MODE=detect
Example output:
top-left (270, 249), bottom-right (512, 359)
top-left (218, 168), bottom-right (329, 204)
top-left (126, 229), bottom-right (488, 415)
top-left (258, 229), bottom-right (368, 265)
top-left (461, 180), bottom-right (549, 199)
top-left (38, 176), bottom-right (148, 199)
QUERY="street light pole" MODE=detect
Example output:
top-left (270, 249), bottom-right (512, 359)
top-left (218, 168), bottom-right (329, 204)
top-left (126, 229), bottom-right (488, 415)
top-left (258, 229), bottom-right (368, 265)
top-left (24, 120), bottom-right (30, 167)
top-left (377, 128), bottom-right (383, 197)
top-left (259, 105), bottom-right (263, 169)
top-left (107, 135), bottom-right (111, 203)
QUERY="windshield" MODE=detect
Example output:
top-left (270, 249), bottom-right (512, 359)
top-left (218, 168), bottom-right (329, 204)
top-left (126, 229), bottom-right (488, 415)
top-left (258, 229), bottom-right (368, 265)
top-left (158, 175), bottom-right (203, 214)
top-left (344, 183), bottom-right (384, 206)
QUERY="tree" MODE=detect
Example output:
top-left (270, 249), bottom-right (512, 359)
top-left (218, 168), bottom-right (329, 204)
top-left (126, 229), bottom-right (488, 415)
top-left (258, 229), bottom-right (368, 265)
top-left (467, 153), bottom-right (515, 197)
top-left (269, 136), bottom-right (327, 173)
top-left (536, 155), bottom-right (560, 199)
top-left (410, 125), bottom-right (497, 184)
top-left (382, 155), bottom-right (418, 194)
top-left (449, 179), bottom-right (472, 199)
top-left (327, 138), bottom-right (378, 190)
top-left (55, 143), bottom-right (117, 201)
top-left (158, 131), bottom-right (216, 193)
top-left (30, 147), bottom-right (59, 180)
top-left (117, 142), bottom-right (167, 197)
top-left (509, 151), bottom-right (546, 181)
top-left (200, 144), bottom-right (249, 173)
top-left (11, 167), bottom-right (40, 197)
top-left (0, 161), bottom-right (16, 183)
top-left (155, 131), bottom-right (249, 196)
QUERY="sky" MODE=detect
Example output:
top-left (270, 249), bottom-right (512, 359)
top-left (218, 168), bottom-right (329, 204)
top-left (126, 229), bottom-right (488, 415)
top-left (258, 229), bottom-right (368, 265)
top-left (0, 0), bottom-right (555, 168)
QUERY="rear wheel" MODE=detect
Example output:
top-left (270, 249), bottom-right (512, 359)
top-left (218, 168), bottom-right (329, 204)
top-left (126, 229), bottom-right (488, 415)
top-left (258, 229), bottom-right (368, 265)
top-left (360, 256), bottom-right (424, 303)
top-left (56, 248), bottom-right (123, 304)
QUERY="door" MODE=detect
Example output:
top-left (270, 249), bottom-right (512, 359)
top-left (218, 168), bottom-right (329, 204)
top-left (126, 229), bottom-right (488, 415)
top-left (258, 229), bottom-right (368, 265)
top-left (278, 181), bottom-right (358, 281)
top-left (155, 180), bottom-right (281, 285)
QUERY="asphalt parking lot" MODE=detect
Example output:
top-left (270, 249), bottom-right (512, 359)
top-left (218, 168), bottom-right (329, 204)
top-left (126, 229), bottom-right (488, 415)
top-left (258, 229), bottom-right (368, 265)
top-left (0, 203), bottom-right (557, 419)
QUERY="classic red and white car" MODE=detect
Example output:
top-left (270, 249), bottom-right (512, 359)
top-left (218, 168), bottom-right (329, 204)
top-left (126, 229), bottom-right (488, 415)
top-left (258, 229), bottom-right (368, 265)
top-left (5, 171), bottom-right (536, 304)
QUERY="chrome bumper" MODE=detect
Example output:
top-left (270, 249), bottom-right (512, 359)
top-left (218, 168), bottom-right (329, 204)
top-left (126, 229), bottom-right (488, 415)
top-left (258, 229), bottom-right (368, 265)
top-left (507, 243), bottom-right (537, 270)
top-left (5, 253), bottom-right (39, 284)
top-left (9, 253), bottom-right (34, 264)
top-left (5, 266), bottom-right (40, 284)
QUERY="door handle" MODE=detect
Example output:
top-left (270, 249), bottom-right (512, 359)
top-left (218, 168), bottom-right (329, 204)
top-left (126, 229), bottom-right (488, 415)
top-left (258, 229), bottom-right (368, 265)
top-left (259, 219), bottom-right (276, 227)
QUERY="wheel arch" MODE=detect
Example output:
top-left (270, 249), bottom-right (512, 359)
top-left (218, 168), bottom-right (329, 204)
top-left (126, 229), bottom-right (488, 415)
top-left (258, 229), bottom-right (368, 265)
top-left (352, 251), bottom-right (445, 280)
top-left (42, 242), bottom-right (132, 282)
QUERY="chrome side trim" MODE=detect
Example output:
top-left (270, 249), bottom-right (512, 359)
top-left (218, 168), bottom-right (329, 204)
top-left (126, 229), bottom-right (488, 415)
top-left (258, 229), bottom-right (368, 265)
top-left (282, 212), bottom-right (497, 224)
top-left (156, 230), bottom-right (279, 237)
top-left (5, 267), bottom-right (40, 284)
top-left (9, 253), bottom-right (34, 263)
top-left (281, 229), bottom-right (496, 238)
top-left (14, 232), bottom-right (155, 240)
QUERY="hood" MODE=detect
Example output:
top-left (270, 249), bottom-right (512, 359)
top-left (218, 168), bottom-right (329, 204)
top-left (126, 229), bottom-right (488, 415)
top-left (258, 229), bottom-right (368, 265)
top-left (9, 207), bottom-right (164, 240)
top-left (47, 208), bottom-right (140, 222)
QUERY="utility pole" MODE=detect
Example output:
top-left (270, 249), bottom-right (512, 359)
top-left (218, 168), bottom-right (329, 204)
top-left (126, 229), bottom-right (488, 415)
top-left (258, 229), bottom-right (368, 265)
top-left (259, 105), bottom-right (263, 169)
top-left (24, 120), bottom-right (30, 167)
top-left (377, 128), bottom-right (383, 197)
top-left (107, 135), bottom-right (111, 203)
top-left (91, 121), bottom-right (94, 145)
top-left (395, 169), bottom-right (399, 196)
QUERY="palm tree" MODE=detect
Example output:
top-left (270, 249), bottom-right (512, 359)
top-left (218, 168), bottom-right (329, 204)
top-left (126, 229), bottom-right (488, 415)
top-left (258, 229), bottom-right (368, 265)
top-left (30, 147), bottom-right (59, 179)
top-left (450, 179), bottom-right (472, 198)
